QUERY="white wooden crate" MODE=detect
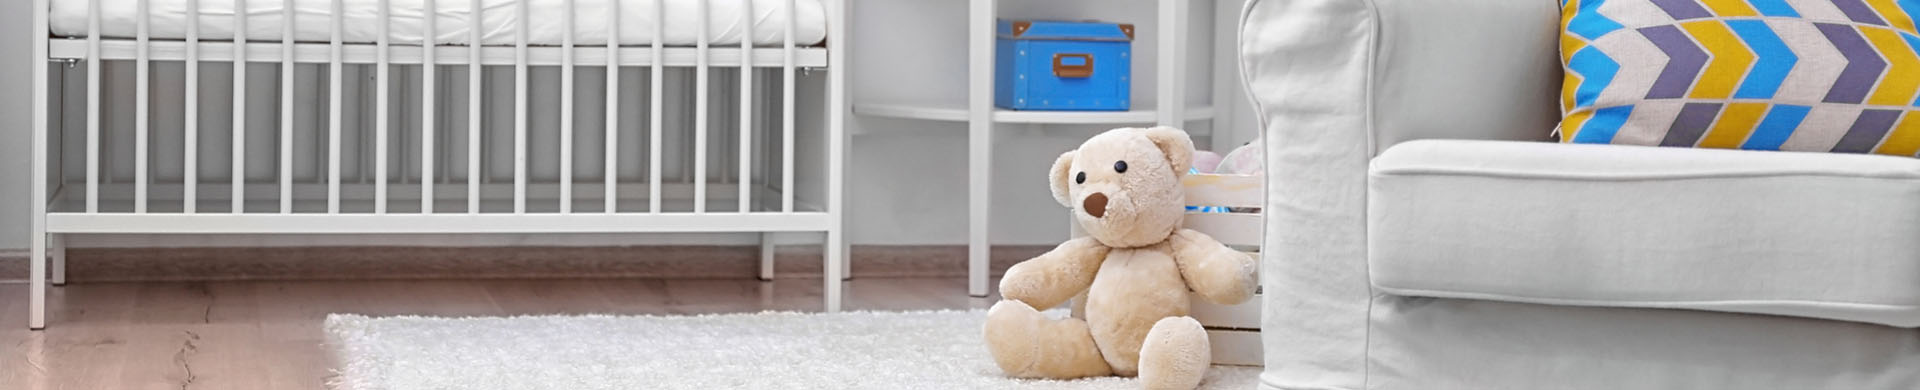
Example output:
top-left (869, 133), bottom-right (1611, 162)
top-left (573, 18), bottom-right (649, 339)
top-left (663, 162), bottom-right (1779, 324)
top-left (1072, 173), bottom-right (1264, 366)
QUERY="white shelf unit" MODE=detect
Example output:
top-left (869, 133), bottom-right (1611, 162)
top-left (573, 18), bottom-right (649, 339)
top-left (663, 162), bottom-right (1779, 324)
top-left (853, 0), bottom-right (1216, 297)
top-left (856, 101), bottom-right (1216, 124)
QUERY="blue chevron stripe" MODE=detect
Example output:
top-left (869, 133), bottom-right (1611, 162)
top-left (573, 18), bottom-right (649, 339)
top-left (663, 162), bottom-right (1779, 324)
top-left (1572, 106), bottom-right (1636, 143)
top-left (1903, 2), bottom-right (1920, 30)
top-left (1748, 0), bottom-right (1801, 17)
top-left (1729, 20), bottom-right (1797, 99)
top-left (1568, 0), bottom-right (1625, 40)
top-left (1742, 105), bottom-right (1811, 150)
top-left (1905, 32), bottom-right (1920, 106)
top-left (1568, 46), bottom-right (1621, 108)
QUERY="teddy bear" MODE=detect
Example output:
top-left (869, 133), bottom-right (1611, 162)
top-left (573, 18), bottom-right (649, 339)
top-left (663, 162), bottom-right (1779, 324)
top-left (983, 126), bottom-right (1259, 390)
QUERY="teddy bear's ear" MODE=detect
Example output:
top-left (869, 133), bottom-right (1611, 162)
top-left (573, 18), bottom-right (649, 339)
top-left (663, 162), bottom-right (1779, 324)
top-left (1049, 150), bottom-right (1076, 207)
top-left (1143, 126), bottom-right (1194, 176)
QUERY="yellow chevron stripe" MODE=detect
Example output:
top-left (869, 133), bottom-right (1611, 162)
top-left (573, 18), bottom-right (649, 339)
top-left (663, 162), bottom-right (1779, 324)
top-left (1700, 0), bottom-right (1759, 17)
top-left (1561, 110), bottom-right (1594, 143)
top-left (1562, 36), bottom-right (1586, 112)
top-left (1876, 112), bottom-right (1920, 156)
top-left (1861, 26), bottom-right (1920, 106)
top-left (1867, 0), bottom-right (1918, 34)
top-left (1682, 21), bottom-right (1755, 99)
top-left (1560, 0), bottom-right (1581, 113)
top-left (1562, 0), bottom-right (1579, 33)
top-left (1563, 72), bottom-right (1582, 113)
top-left (1562, 33), bottom-right (1585, 64)
top-left (1698, 103), bottom-right (1768, 149)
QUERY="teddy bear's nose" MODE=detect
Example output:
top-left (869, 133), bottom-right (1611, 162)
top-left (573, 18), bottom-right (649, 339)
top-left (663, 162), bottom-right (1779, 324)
top-left (1083, 193), bottom-right (1108, 218)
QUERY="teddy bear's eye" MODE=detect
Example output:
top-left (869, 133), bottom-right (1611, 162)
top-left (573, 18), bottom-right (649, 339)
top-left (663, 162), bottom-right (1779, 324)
top-left (1114, 160), bottom-right (1128, 173)
top-left (1075, 172), bottom-right (1086, 184)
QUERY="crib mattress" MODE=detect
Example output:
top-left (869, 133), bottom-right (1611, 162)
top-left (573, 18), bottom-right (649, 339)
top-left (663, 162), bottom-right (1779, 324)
top-left (50, 0), bottom-right (827, 47)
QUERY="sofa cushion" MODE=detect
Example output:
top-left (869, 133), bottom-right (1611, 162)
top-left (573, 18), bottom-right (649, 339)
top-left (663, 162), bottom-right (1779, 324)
top-left (1368, 139), bottom-right (1920, 327)
top-left (1558, 0), bottom-right (1920, 155)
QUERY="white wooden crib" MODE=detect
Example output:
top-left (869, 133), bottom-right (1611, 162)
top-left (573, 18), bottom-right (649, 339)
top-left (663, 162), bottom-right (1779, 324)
top-left (25, 0), bottom-right (849, 329)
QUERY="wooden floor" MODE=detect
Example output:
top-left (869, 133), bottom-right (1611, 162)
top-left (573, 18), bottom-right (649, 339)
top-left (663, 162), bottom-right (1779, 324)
top-left (0, 277), bottom-right (1002, 390)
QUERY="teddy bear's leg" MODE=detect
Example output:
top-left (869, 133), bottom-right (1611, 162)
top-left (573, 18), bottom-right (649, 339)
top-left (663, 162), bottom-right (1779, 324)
top-left (984, 300), bottom-right (1115, 379)
top-left (1137, 316), bottom-right (1211, 390)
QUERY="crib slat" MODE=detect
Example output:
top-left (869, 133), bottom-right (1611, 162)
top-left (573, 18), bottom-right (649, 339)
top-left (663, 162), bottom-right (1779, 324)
top-left (328, 0), bottom-right (343, 214)
top-left (467, 0), bottom-right (483, 214)
top-left (826, 0), bottom-right (848, 310)
top-left (782, 0), bottom-right (795, 213)
top-left (232, 0), bottom-right (247, 214)
top-left (185, 0), bottom-right (199, 214)
top-left (693, 0), bottom-right (709, 213)
top-left (32, 0), bottom-right (49, 328)
top-left (421, 0), bottom-right (437, 213)
top-left (603, 0), bottom-right (619, 214)
top-left (280, 0), bottom-right (295, 214)
top-left (738, 0), bottom-right (754, 213)
top-left (648, 0), bottom-right (663, 214)
top-left (514, 0), bottom-right (529, 215)
top-left (513, 0), bottom-right (528, 214)
top-left (375, 0), bottom-right (390, 214)
top-left (559, 0), bottom-right (575, 214)
top-left (136, 0), bottom-right (150, 214)
top-left (86, 0), bottom-right (101, 213)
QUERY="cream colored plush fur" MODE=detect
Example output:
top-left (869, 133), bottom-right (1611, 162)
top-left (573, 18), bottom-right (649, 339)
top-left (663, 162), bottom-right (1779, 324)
top-left (984, 127), bottom-right (1258, 390)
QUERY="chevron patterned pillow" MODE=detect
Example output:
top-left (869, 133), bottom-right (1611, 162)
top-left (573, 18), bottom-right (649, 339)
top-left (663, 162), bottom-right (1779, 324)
top-left (1559, 0), bottom-right (1920, 156)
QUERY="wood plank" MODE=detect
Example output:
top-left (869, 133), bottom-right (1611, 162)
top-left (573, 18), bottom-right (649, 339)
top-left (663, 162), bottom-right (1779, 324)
top-left (1192, 292), bottom-right (1262, 330)
top-left (1183, 174), bottom-right (1263, 209)
top-left (484, 279), bottom-right (620, 315)
top-left (1182, 213), bottom-right (1264, 247)
top-left (1207, 329), bottom-right (1263, 366)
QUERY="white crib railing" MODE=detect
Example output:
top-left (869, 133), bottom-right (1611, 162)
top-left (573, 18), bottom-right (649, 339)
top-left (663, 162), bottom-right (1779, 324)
top-left (27, 0), bottom-right (850, 329)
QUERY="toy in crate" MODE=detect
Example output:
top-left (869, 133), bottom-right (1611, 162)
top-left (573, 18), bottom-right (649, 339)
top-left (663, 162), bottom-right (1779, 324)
top-left (995, 20), bottom-right (1133, 111)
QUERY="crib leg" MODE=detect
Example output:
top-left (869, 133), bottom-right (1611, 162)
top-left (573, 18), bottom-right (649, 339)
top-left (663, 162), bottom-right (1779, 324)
top-left (51, 234), bottom-right (66, 286)
top-left (29, 231), bottom-right (46, 330)
top-left (759, 232), bottom-right (776, 281)
top-left (825, 230), bottom-right (844, 312)
top-left (840, 239), bottom-right (852, 281)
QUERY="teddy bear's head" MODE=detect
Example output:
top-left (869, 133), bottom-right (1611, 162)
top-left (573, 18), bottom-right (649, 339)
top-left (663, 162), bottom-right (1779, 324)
top-left (1050, 126), bottom-right (1194, 248)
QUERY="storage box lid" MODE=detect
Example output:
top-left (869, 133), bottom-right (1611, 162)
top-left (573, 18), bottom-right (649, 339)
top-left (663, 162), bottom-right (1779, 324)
top-left (998, 20), bottom-right (1134, 42)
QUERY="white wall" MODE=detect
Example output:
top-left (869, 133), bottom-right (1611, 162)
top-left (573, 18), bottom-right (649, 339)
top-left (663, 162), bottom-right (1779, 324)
top-left (1, 0), bottom-right (1257, 250)
top-left (2, 0), bottom-right (34, 250)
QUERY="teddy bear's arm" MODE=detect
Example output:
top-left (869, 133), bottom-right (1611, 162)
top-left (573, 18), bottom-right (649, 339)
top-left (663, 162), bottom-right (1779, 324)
top-left (1169, 228), bottom-right (1259, 305)
top-left (998, 237), bottom-right (1111, 310)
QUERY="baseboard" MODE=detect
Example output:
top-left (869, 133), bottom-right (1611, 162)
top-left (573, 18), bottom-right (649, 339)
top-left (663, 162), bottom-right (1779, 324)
top-left (0, 245), bottom-right (1048, 283)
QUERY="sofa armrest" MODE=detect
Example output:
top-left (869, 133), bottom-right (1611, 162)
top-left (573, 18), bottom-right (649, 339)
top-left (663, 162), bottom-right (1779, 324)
top-left (1242, 0), bottom-right (1562, 154)
top-left (1240, 0), bottom-right (1561, 388)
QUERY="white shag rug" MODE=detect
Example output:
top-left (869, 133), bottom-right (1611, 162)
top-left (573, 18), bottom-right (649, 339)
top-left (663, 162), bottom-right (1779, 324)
top-left (325, 309), bottom-right (1261, 390)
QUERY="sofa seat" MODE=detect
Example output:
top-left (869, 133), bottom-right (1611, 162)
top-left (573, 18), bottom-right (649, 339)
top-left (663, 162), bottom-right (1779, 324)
top-left (1367, 140), bottom-right (1920, 328)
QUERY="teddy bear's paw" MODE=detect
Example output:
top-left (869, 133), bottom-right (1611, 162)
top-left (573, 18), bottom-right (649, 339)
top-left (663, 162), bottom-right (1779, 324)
top-left (983, 300), bottom-right (1113, 379)
top-left (983, 300), bottom-right (1047, 375)
top-left (1137, 316), bottom-right (1210, 390)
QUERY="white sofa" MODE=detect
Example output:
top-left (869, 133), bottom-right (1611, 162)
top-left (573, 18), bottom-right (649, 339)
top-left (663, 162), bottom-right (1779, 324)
top-left (1241, 0), bottom-right (1920, 388)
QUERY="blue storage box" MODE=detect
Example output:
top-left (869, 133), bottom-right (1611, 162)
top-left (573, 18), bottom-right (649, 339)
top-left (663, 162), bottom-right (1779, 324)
top-left (995, 20), bottom-right (1133, 111)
